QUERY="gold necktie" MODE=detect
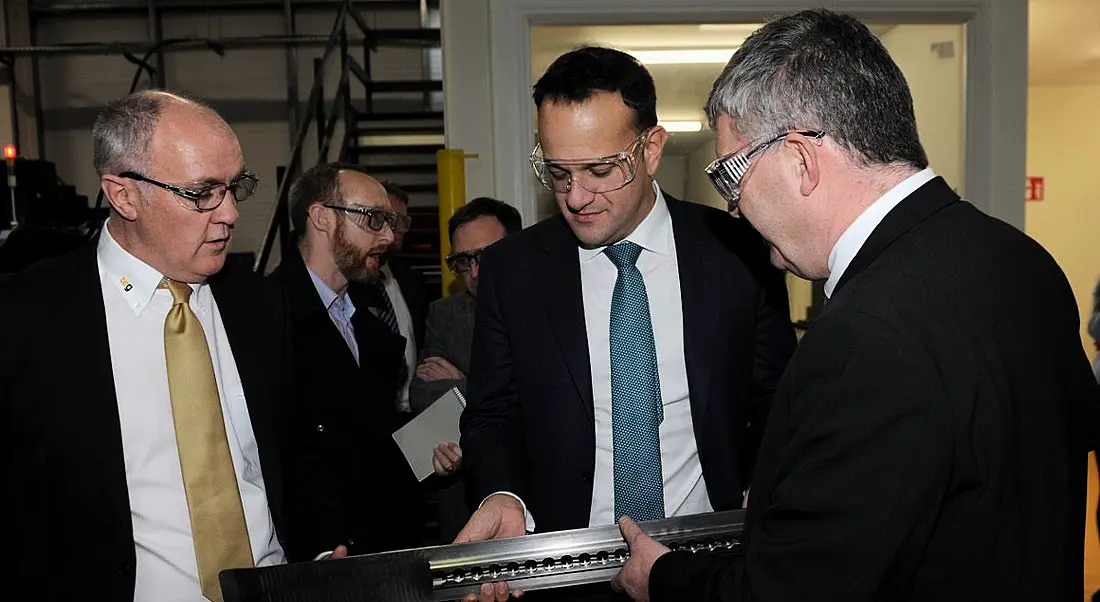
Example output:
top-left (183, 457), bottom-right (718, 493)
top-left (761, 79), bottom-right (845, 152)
top-left (161, 278), bottom-right (253, 602)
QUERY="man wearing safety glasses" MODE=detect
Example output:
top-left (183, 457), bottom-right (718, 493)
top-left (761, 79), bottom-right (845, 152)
top-left (612, 9), bottom-right (1100, 602)
top-left (456, 46), bottom-right (797, 602)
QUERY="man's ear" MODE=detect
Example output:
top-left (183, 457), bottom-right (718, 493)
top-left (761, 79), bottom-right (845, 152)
top-left (643, 125), bottom-right (669, 178)
top-left (100, 175), bottom-right (142, 221)
top-left (789, 133), bottom-right (822, 197)
top-left (307, 202), bottom-right (334, 236)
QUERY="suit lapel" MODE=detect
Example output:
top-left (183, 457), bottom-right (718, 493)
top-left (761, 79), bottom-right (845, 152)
top-left (832, 176), bottom-right (959, 296)
top-left (535, 217), bottom-right (595, 422)
top-left (55, 246), bottom-right (134, 546)
top-left (666, 198), bottom-right (722, 423)
top-left (349, 283), bottom-right (408, 397)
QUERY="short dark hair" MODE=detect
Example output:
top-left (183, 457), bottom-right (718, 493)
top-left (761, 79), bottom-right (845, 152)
top-left (381, 180), bottom-right (409, 206)
top-left (706, 9), bottom-right (928, 170)
top-left (448, 197), bottom-right (523, 242)
top-left (533, 46), bottom-right (658, 133)
top-left (289, 162), bottom-right (374, 235)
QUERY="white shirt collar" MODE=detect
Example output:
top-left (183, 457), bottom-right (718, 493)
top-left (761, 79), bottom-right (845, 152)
top-left (824, 168), bottom-right (936, 298)
top-left (578, 180), bottom-right (673, 262)
top-left (97, 222), bottom-right (202, 317)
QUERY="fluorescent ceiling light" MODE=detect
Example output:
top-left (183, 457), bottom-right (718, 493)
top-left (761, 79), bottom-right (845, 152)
top-left (697, 23), bottom-right (757, 33)
top-left (626, 48), bottom-right (737, 65)
top-left (660, 121), bottom-right (703, 133)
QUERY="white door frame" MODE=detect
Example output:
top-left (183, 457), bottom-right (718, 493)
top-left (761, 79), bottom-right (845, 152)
top-left (443, 0), bottom-right (1027, 230)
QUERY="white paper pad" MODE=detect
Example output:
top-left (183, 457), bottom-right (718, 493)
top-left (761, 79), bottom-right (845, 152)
top-left (392, 387), bottom-right (466, 480)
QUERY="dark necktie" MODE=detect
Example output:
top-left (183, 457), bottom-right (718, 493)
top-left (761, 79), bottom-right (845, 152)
top-left (375, 275), bottom-right (409, 390)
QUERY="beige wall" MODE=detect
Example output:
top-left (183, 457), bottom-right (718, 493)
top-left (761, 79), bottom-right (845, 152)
top-left (881, 24), bottom-right (967, 196)
top-left (685, 139), bottom-right (724, 211)
top-left (1026, 86), bottom-right (1100, 359)
top-left (654, 153), bottom-right (688, 200)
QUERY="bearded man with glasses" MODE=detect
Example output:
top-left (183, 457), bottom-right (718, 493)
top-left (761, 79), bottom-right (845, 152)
top-left (269, 162), bottom-right (427, 562)
top-left (455, 45), bottom-right (797, 602)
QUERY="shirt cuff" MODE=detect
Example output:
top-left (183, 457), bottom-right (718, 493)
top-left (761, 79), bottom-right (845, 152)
top-left (482, 491), bottom-right (536, 533)
top-left (314, 550), bottom-right (334, 561)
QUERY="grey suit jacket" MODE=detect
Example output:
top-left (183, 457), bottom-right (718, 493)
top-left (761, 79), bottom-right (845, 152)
top-left (410, 291), bottom-right (477, 414)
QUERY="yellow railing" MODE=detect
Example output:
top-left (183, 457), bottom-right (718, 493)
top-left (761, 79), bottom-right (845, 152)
top-left (435, 148), bottom-right (477, 297)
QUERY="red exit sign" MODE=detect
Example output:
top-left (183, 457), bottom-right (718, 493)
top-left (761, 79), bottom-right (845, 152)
top-left (1026, 176), bottom-right (1044, 202)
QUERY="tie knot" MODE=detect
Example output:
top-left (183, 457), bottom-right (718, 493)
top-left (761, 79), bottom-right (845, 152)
top-left (605, 241), bottom-right (643, 269)
top-left (159, 278), bottom-right (193, 305)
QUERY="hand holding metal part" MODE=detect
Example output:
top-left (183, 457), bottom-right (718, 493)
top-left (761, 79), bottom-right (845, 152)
top-left (219, 509), bottom-right (745, 602)
top-left (611, 516), bottom-right (670, 602)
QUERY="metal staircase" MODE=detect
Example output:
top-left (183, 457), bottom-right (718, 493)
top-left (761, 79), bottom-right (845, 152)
top-left (253, 0), bottom-right (445, 296)
top-left (1, 0), bottom-right (445, 291)
top-left (1, 0), bottom-right (449, 544)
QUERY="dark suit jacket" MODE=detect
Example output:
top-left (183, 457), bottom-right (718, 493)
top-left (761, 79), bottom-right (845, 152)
top-left (271, 249), bottom-right (426, 559)
top-left (651, 177), bottom-right (1100, 601)
top-left (409, 290), bottom-right (476, 414)
top-left (460, 195), bottom-right (796, 533)
top-left (0, 243), bottom-right (296, 601)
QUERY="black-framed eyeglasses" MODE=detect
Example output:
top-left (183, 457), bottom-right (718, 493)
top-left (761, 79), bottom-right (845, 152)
top-left (705, 130), bottom-right (825, 211)
top-left (119, 171), bottom-right (259, 212)
top-left (322, 203), bottom-right (412, 234)
top-left (529, 129), bottom-right (651, 194)
top-left (445, 248), bottom-right (485, 274)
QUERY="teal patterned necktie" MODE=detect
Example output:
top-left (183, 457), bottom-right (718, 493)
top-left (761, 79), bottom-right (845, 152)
top-left (605, 241), bottom-right (665, 522)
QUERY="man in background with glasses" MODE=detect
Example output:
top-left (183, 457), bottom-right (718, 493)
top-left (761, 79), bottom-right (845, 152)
top-left (456, 46), bottom-right (797, 602)
top-left (270, 162), bottom-right (426, 561)
top-left (613, 10), bottom-right (1100, 602)
top-left (409, 196), bottom-right (522, 544)
top-left (410, 196), bottom-right (523, 416)
top-left (0, 90), bottom-right (307, 601)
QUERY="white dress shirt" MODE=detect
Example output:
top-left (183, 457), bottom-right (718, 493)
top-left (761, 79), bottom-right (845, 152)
top-left (824, 168), bottom-right (937, 298)
top-left (491, 183), bottom-right (712, 531)
top-left (578, 182), bottom-right (713, 527)
top-left (97, 226), bottom-right (285, 602)
top-left (379, 263), bottom-right (417, 412)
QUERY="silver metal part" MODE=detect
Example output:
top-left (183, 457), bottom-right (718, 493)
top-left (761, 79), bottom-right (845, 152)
top-left (425, 509), bottom-right (745, 600)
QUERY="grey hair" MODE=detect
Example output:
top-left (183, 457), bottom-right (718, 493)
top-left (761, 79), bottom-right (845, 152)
top-left (705, 9), bottom-right (928, 169)
top-left (91, 89), bottom-right (215, 177)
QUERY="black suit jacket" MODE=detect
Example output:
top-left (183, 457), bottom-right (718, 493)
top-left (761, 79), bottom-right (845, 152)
top-left (0, 243), bottom-right (296, 601)
top-left (651, 177), bottom-right (1100, 601)
top-left (460, 195), bottom-right (796, 533)
top-left (271, 249), bottom-right (426, 559)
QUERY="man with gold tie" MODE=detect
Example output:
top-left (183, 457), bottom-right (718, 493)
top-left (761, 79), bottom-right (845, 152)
top-left (0, 90), bottom-right (306, 601)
